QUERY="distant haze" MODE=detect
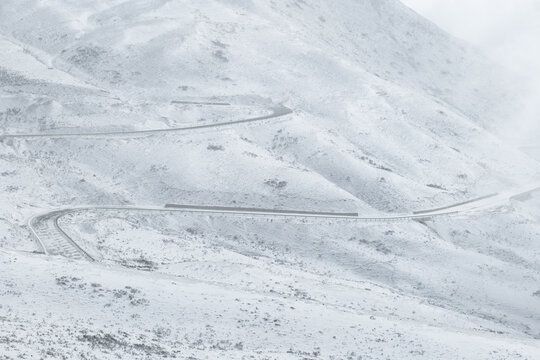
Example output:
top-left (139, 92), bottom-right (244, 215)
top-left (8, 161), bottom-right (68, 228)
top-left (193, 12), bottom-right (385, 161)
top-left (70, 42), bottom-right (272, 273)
top-left (400, 0), bottom-right (540, 144)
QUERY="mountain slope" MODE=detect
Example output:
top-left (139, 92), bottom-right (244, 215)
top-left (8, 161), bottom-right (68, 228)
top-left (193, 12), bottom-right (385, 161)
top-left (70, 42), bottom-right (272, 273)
top-left (1, 0), bottom-right (540, 358)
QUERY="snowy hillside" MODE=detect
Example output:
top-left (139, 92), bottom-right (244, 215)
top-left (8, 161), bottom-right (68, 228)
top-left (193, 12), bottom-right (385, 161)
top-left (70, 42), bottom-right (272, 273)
top-left (1, 0), bottom-right (540, 359)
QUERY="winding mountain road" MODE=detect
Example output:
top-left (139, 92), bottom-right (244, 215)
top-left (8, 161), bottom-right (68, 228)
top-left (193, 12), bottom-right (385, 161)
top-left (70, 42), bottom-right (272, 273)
top-left (29, 185), bottom-right (540, 262)
top-left (0, 104), bottom-right (292, 138)
top-left (12, 100), bottom-right (538, 262)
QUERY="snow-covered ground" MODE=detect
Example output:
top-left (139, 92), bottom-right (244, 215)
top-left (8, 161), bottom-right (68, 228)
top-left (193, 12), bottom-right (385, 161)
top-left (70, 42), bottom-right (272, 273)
top-left (1, 0), bottom-right (540, 358)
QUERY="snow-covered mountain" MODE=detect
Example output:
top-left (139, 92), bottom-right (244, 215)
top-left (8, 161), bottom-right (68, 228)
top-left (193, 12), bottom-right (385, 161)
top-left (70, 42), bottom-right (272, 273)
top-left (1, 0), bottom-right (539, 359)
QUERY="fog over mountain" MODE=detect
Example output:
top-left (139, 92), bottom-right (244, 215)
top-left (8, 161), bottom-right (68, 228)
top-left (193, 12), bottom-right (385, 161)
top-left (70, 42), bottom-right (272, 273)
top-left (402, 0), bottom-right (540, 144)
top-left (1, 0), bottom-right (540, 359)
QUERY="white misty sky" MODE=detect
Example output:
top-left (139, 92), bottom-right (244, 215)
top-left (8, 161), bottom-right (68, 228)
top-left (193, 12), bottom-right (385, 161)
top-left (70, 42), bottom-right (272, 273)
top-left (400, 0), bottom-right (540, 143)
top-left (400, 0), bottom-right (540, 77)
